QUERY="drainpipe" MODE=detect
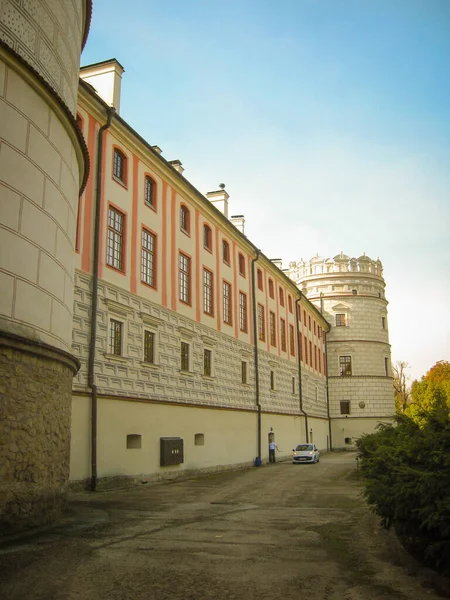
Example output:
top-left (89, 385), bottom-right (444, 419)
top-left (251, 250), bottom-right (261, 460)
top-left (295, 297), bottom-right (309, 443)
top-left (88, 107), bottom-right (114, 492)
top-left (324, 330), bottom-right (333, 451)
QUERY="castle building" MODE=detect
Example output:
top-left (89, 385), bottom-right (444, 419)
top-left (287, 253), bottom-right (395, 448)
top-left (69, 60), bottom-right (330, 491)
top-left (0, 2), bottom-right (394, 532)
top-left (0, 0), bottom-right (91, 531)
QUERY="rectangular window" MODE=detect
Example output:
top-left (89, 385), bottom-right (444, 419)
top-left (382, 316), bottom-right (386, 329)
top-left (309, 341), bottom-right (312, 366)
top-left (384, 357), bottom-right (389, 376)
top-left (318, 326), bottom-right (322, 339)
top-left (340, 400), bottom-right (351, 415)
top-left (288, 295), bottom-right (293, 313)
top-left (143, 330), bottom-right (155, 363)
top-left (280, 318), bottom-right (286, 352)
top-left (241, 361), bottom-right (247, 384)
top-left (223, 281), bottom-right (232, 324)
top-left (304, 337), bottom-right (308, 364)
top-left (179, 253), bottom-right (191, 304)
top-left (181, 341), bottom-right (190, 371)
top-left (239, 292), bottom-right (247, 332)
top-left (269, 311), bottom-right (276, 346)
top-left (336, 314), bottom-right (347, 327)
top-left (223, 240), bottom-right (230, 264)
top-left (270, 370), bottom-right (275, 391)
top-left (203, 269), bottom-right (213, 315)
top-left (109, 319), bottom-right (122, 355)
top-left (141, 229), bottom-right (156, 286)
top-left (204, 224), bottom-right (212, 250)
top-left (289, 324), bottom-right (295, 355)
top-left (107, 207), bottom-right (124, 270)
top-left (204, 349), bottom-right (212, 376)
top-left (339, 356), bottom-right (352, 376)
top-left (314, 344), bottom-right (317, 370)
top-left (258, 304), bottom-right (265, 341)
top-left (292, 376), bottom-right (295, 394)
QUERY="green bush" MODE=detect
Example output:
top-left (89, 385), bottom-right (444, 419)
top-left (356, 398), bottom-right (450, 574)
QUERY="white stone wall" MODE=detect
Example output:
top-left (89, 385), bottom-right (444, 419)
top-left (0, 59), bottom-right (80, 351)
top-left (0, 0), bottom-right (86, 114)
top-left (287, 253), bottom-right (395, 436)
top-left (72, 272), bottom-right (327, 416)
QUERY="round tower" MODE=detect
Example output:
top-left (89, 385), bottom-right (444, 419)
top-left (0, 0), bottom-right (91, 532)
top-left (288, 252), bottom-right (395, 448)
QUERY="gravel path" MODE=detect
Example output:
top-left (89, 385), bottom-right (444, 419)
top-left (0, 453), bottom-right (446, 599)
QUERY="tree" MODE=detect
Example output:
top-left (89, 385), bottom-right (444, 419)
top-left (406, 361), bottom-right (450, 425)
top-left (393, 361), bottom-right (411, 414)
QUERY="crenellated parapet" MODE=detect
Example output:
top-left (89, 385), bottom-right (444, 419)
top-left (288, 252), bottom-right (383, 280)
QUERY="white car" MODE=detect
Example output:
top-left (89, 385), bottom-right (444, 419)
top-left (292, 443), bottom-right (320, 464)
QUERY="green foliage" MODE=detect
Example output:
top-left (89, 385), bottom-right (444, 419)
top-left (356, 395), bottom-right (450, 574)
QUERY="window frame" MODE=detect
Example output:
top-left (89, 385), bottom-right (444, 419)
top-left (238, 253), bottom-right (246, 277)
top-left (180, 204), bottom-right (190, 235)
top-left (203, 268), bottom-right (214, 316)
top-left (143, 330), bottom-right (155, 364)
top-left (336, 313), bottom-right (347, 327)
top-left (289, 324), bottom-right (295, 355)
top-left (239, 291), bottom-right (248, 332)
top-left (179, 252), bottom-right (191, 305)
top-left (222, 239), bottom-right (230, 265)
top-left (269, 311), bottom-right (276, 347)
top-left (288, 295), bottom-right (293, 313)
top-left (257, 304), bottom-right (266, 342)
top-left (223, 280), bottom-right (232, 325)
top-left (257, 268), bottom-right (263, 291)
top-left (141, 227), bottom-right (156, 288)
top-left (340, 400), bottom-right (351, 415)
top-left (144, 174), bottom-right (156, 210)
top-left (268, 279), bottom-right (274, 299)
top-left (203, 348), bottom-right (213, 377)
top-left (339, 355), bottom-right (352, 376)
top-left (107, 205), bottom-right (125, 272)
top-left (279, 287), bottom-right (285, 307)
top-left (203, 223), bottom-right (212, 252)
top-left (108, 318), bottom-right (123, 356)
top-left (241, 360), bottom-right (248, 384)
top-left (180, 341), bottom-right (190, 372)
top-left (280, 318), bottom-right (286, 352)
top-left (112, 147), bottom-right (127, 186)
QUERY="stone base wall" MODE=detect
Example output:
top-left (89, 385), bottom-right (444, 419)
top-left (0, 332), bottom-right (78, 534)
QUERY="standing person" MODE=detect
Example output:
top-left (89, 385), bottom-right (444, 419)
top-left (269, 440), bottom-right (278, 463)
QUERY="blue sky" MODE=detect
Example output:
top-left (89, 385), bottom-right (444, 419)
top-left (82, 0), bottom-right (450, 382)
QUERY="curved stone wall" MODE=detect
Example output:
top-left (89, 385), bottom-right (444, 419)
top-left (0, 0), bottom-right (87, 115)
top-left (0, 0), bottom-right (89, 532)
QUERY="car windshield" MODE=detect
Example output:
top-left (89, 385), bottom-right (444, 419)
top-left (296, 444), bottom-right (313, 451)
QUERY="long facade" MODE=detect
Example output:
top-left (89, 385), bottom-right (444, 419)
top-left (287, 253), bottom-right (395, 448)
top-left (69, 62), bottom-right (330, 489)
top-left (0, 0), bottom-right (91, 532)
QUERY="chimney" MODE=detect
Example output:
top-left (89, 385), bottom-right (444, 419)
top-left (168, 160), bottom-right (184, 174)
top-left (230, 214), bottom-right (245, 234)
top-left (80, 59), bottom-right (125, 113)
top-left (206, 184), bottom-right (229, 219)
top-left (152, 145), bottom-right (163, 154)
top-left (271, 258), bottom-right (283, 270)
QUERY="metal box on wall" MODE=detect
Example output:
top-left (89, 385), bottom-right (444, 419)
top-left (160, 437), bottom-right (184, 466)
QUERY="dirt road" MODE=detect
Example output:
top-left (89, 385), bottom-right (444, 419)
top-left (0, 453), bottom-right (446, 599)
